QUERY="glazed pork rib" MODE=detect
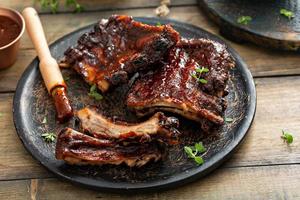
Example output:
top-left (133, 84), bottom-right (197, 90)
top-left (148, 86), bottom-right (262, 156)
top-left (77, 107), bottom-right (180, 144)
top-left (62, 15), bottom-right (180, 92)
top-left (56, 128), bottom-right (163, 167)
top-left (127, 39), bottom-right (235, 127)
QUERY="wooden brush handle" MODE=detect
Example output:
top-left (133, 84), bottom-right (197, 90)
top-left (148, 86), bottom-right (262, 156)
top-left (22, 7), bottom-right (73, 122)
top-left (22, 7), bottom-right (65, 93)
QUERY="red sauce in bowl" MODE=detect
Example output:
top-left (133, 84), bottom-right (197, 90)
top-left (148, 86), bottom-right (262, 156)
top-left (0, 15), bottom-right (21, 47)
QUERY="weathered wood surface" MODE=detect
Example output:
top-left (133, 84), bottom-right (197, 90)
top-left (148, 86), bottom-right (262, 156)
top-left (1, 0), bottom-right (300, 198)
top-left (1, 0), bottom-right (196, 13)
top-left (1, 76), bottom-right (299, 180)
top-left (0, 165), bottom-right (300, 200)
top-left (1, 6), bottom-right (300, 92)
top-left (199, 0), bottom-right (300, 51)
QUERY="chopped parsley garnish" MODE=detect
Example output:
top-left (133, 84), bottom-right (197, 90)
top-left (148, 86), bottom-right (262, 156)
top-left (42, 117), bottom-right (47, 124)
top-left (42, 132), bottom-right (56, 143)
top-left (280, 8), bottom-right (294, 20)
top-left (237, 16), bottom-right (252, 25)
top-left (191, 66), bottom-right (209, 84)
top-left (184, 142), bottom-right (206, 165)
top-left (225, 117), bottom-right (234, 123)
top-left (281, 130), bottom-right (293, 144)
top-left (88, 84), bottom-right (103, 101)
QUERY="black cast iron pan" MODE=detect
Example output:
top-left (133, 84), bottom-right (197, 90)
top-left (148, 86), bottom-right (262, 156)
top-left (13, 17), bottom-right (256, 193)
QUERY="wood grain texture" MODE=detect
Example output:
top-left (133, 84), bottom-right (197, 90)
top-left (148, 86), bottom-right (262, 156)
top-left (0, 6), bottom-right (300, 92)
top-left (0, 93), bottom-right (52, 180)
top-left (199, 0), bottom-right (300, 50)
top-left (1, 76), bottom-right (299, 180)
top-left (1, 0), bottom-right (196, 13)
top-left (0, 164), bottom-right (300, 199)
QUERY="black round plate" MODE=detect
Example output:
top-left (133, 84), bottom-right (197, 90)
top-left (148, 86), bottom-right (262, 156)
top-left (13, 17), bottom-right (256, 193)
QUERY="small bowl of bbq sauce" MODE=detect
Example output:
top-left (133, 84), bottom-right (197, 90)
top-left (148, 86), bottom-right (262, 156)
top-left (0, 7), bottom-right (25, 69)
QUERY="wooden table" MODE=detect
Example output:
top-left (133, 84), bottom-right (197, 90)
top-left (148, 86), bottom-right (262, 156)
top-left (1, 1), bottom-right (300, 199)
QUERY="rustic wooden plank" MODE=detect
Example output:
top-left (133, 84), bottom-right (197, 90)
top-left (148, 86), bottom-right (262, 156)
top-left (1, 165), bottom-right (300, 199)
top-left (0, 6), bottom-right (299, 91)
top-left (226, 76), bottom-right (300, 167)
top-left (0, 0), bottom-right (196, 13)
top-left (0, 50), bottom-right (35, 92)
top-left (1, 76), bottom-right (300, 180)
top-left (0, 93), bottom-right (52, 180)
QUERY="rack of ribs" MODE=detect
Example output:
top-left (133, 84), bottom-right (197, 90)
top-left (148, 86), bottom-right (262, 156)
top-left (62, 15), bottom-right (180, 92)
top-left (56, 128), bottom-right (164, 167)
top-left (56, 108), bottom-right (181, 167)
top-left (77, 107), bottom-right (180, 144)
top-left (126, 38), bottom-right (235, 130)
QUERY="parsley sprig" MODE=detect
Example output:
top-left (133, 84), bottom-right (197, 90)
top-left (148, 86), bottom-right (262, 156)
top-left (280, 8), bottom-right (294, 20)
top-left (37, 0), bottom-right (84, 13)
top-left (237, 16), bottom-right (252, 25)
top-left (191, 66), bottom-right (209, 84)
top-left (42, 132), bottom-right (56, 143)
top-left (281, 130), bottom-right (293, 144)
top-left (184, 142), bottom-right (206, 165)
top-left (88, 84), bottom-right (103, 101)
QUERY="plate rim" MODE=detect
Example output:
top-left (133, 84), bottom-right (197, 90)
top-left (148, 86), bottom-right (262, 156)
top-left (13, 17), bottom-right (256, 193)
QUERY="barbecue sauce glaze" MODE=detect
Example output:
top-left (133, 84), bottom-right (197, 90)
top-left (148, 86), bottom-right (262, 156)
top-left (0, 16), bottom-right (21, 47)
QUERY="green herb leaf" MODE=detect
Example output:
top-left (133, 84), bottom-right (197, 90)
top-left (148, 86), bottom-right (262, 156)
top-left (89, 92), bottom-right (103, 101)
top-left (281, 130), bottom-right (294, 144)
top-left (192, 67), bottom-right (209, 84)
top-left (280, 8), bottom-right (294, 20)
top-left (202, 67), bottom-right (209, 73)
top-left (42, 117), bottom-right (47, 124)
top-left (195, 67), bottom-right (203, 73)
top-left (184, 146), bottom-right (195, 158)
top-left (195, 142), bottom-right (206, 153)
top-left (74, 3), bottom-right (84, 13)
top-left (42, 132), bottom-right (56, 143)
top-left (88, 84), bottom-right (103, 100)
top-left (156, 22), bottom-right (162, 26)
top-left (225, 117), bottom-right (234, 123)
top-left (90, 84), bottom-right (97, 93)
top-left (198, 78), bottom-right (208, 84)
top-left (237, 16), bottom-right (252, 25)
top-left (191, 73), bottom-right (198, 79)
top-left (50, 1), bottom-right (59, 13)
top-left (194, 156), bottom-right (204, 165)
top-left (37, 0), bottom-right (84, 14)
top-left (195, 67), bottom-right (209, 73)
top-left (184, 142), bottom-right (206, 165)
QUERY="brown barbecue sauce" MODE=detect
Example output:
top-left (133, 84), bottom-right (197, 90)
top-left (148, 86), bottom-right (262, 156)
top-left (52, 87), bottom-right (73, 123)
top-left (0, 16), bottom-right (21, 47)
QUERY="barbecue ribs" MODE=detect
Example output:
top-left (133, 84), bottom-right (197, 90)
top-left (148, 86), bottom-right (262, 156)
top-left (127, 39), bottom-right (235, 128)
top-left (62, 15), bottom-right (180, 92)
top-left (77, 107), bottom-right (180, 144)
top-left (56, 128), bottom-right (163, 167)
top-left (56, 109), bottom-right (180, 167)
